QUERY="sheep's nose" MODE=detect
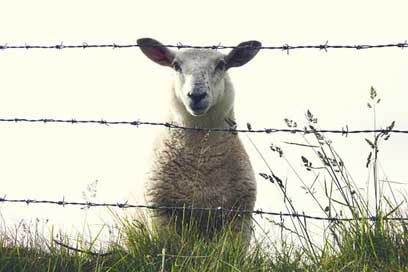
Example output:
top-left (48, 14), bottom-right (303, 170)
top-left (188, 91), bottom-right (207, 104)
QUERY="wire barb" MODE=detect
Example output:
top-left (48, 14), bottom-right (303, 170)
top-left (319, 40), bottom-right (329, 52)
top-left (55, 41), bottom-right (64, 50)
top-left (282, 43), bottom-right (291, 55)
top-left (397, 40), bottom-right (408, 49)
top-left (176, 42), bottom-right (184, 50)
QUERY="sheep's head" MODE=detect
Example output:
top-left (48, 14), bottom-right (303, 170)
top-left (137, 38), bottom-right (261, 117)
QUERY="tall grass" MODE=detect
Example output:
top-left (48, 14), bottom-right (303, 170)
top-left (1, 87), bottom-right (407, 271)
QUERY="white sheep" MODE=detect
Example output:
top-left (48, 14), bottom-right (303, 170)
top-left (137, 38), bottom-right (261, 242)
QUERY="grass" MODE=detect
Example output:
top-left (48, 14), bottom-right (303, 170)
top-left (0, 215), bottom-right (298, 271)
top-left (1, 87), bottom-right (408, 271)
top-left (1, 210), bottom-right (408, 271)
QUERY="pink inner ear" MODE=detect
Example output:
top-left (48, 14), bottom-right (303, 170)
top-left (148, 48), bottom-right (168, 62)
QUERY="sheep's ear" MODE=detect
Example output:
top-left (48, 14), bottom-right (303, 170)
top-left (137, 38), bottom-right (174, 67)
top-left (225, 40), bottom-right (261, 69)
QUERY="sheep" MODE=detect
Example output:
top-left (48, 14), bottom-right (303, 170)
top-left (137, 38), bottom-right (261, 243)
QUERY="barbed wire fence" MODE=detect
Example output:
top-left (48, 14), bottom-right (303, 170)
top-left (0, 117), bottom-right (407, 135)
top-left (0, 41), bottom-right (408, 53)
top-left (0, 40), bottom-right (407, 225)
top-left (0, 116), bottom-right (406, 223)
top-left (1, 197), bottom-right (408, 222)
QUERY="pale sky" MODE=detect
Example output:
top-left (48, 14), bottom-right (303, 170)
top-left (0, 1), bottom-right (407, 243)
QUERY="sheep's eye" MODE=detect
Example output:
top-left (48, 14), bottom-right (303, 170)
top-left (215, 61), bottom-right (226, 72)
top-left (173, 62), bottom-right (182, 72)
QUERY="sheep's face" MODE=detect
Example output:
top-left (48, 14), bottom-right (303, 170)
top-left (137, 38), bottom-right (261, 117)
top-left (172, 50), bottom-right (226, 116)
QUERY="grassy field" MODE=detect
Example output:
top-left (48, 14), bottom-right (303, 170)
top-left (1, 210), bottom-right (408, 271)
top-left (1, 88), bottom-right (407, 271)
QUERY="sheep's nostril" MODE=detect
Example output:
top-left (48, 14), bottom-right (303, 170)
top-left (188, 92), bottom-right (207, 104)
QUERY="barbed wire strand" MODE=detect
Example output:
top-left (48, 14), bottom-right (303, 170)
top-left (0, 117), bottom-right (406, 135)
top-left (1, 197), bottom-right (407, 222)
top-left (0, 41), bottom-right (407, 52)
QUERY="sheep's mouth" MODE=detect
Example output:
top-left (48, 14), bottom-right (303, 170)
top-left (187, 100), bottom-right (209, 116)
top-left (189, 105), bottom-right (208, 116)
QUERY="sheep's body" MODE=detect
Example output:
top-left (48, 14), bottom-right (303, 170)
top-left (147, 104), bottom-right (256, 240)
top-left (137, 39), bottom-right (261, 242)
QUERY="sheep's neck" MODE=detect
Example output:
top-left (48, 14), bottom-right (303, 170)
top-left (164, 118), bottom-right (239, 157)
top-left (168, 108), bottom-right (235, 135)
